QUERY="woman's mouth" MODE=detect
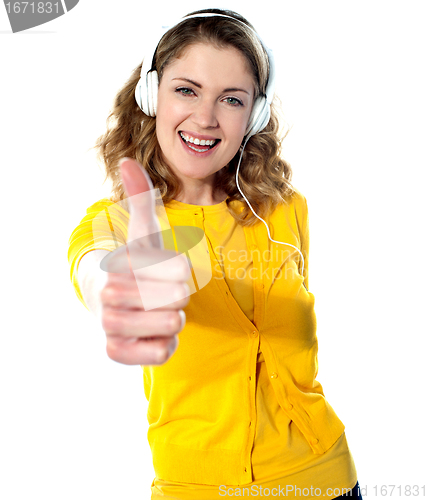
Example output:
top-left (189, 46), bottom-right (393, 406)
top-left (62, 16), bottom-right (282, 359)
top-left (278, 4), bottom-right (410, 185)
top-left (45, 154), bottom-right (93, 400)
top-left (179, 132), bottom-right (221, 153)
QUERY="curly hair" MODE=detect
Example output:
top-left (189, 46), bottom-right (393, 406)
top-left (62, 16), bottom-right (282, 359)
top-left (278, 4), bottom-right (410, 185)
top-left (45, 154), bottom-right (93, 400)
top-left (94, 8), bottom-right (294, 227)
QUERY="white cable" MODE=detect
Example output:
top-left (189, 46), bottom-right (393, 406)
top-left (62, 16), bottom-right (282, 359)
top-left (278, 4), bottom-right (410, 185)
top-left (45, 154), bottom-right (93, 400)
top-left (235, 136), bottom-right (305, 279)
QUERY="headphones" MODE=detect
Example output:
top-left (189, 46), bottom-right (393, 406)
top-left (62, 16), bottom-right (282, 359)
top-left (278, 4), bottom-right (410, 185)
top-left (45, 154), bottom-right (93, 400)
top-left (134, 12), bottom-right (276, 139)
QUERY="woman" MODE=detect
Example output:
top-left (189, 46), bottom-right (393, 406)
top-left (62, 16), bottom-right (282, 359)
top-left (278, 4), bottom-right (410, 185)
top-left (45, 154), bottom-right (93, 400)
top-left (68, 8), bottom-right (363, 499)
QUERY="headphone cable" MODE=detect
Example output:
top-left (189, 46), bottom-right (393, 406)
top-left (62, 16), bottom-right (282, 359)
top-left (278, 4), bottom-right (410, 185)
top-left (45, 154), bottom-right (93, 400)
top-left (234, 135), bottom-right (305, 279)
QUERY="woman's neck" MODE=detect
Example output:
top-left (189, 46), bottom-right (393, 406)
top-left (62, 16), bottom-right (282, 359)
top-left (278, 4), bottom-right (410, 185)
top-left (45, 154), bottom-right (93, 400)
top-left (175, 186), bottom-right (228, 206)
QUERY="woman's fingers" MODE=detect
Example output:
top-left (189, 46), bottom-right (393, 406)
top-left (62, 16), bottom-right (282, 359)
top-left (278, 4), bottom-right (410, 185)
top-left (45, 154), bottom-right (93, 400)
top-left (103, 309), bottom-right (186, 365)
top-left (120, 158), bottom-right (164, 250)
top-left (101, 308), bottom-right (186, 338)
top-left (106, 333), bottom-right (180, 366)
top-left (101, 277), bottom-right (190, 310)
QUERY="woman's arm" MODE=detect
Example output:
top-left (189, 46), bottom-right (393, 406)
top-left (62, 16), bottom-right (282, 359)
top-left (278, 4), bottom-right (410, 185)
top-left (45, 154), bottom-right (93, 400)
top-left (71, 159), bottom-right (191, 366)
top-left (77, 249), bottom-right (110, 319)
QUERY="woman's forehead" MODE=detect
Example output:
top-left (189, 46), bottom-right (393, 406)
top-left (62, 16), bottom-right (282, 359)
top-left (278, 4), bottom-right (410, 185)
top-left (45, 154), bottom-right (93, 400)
top-left (162, 42), bottom-right (257, 90)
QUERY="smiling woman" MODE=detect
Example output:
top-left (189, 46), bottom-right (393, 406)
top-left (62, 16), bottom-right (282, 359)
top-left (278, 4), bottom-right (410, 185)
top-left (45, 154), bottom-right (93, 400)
top-left (93, 9), bottom-right (292, 226)
top-left (67, 8), bottom-right (363, 500)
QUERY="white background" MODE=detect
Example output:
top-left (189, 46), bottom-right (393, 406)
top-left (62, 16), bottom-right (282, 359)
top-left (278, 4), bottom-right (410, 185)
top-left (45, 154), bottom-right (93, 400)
top-left (1, 1), bottom-right (427, 499)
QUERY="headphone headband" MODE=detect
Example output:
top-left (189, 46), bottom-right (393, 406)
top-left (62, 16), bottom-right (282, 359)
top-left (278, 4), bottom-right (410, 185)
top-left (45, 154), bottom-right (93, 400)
top-left (135, 12), bottom-right (276, 138)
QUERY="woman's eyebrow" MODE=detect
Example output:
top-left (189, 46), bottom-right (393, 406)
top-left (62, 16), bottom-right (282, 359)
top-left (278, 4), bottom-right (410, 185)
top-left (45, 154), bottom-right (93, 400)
top-left (172, 77), bottom-right (250, 95)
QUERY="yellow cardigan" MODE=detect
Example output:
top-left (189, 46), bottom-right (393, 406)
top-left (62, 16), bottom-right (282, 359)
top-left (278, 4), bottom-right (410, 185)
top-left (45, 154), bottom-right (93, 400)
top-left (68, 190), bottom-right (356, 490)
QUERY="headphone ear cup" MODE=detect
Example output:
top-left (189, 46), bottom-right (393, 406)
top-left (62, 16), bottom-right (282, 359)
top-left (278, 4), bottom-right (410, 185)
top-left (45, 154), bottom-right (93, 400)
top-left (135, 70), bottom-right (159, 116)
top-left (147, 70), bottom-right (159, 117)
top-left (134, 76), bottom-right (145, 114)
top-left (245, 96), bottom-right (270, 138)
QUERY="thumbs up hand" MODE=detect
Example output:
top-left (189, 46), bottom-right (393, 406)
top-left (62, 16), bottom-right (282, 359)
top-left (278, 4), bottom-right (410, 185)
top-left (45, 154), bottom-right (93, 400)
top-left (99, 158), bottom-right (192, 365)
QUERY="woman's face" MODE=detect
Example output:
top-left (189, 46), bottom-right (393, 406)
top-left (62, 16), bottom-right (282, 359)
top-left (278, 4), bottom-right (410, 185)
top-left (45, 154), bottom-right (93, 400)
top-left (155, 42), bottom-right (255, 189)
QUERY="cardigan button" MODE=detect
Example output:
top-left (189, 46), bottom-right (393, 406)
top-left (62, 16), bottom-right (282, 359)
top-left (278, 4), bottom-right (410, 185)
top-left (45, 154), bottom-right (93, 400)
top-left (251, 330), bottom-right (258, 337)
top-left (287, 403), bottom-right (293, 411)
top-left (311, 438), bottom-right (319, 445)
top-left (256, 283), bottom-right (264, 290)
top-left (270, 372), bottom-right (278, 379)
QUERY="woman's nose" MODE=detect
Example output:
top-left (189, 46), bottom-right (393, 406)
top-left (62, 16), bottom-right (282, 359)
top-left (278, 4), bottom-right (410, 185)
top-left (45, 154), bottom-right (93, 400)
top-left (191, 100), bottom-right (219, 129)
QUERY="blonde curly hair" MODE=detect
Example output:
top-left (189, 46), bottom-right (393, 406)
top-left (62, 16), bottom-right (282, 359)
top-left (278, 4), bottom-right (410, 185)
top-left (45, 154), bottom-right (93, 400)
top-left (95, 8), bottom-right (294, 227)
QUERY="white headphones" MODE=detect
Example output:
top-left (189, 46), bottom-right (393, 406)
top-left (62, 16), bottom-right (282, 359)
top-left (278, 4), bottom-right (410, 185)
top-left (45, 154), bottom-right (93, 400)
top-left (134, 12), bottom-right (276, 139)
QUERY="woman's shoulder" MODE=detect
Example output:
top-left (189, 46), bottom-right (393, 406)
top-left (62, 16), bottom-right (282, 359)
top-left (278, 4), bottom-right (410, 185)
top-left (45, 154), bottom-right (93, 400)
top-left (264, 188), bottom-right (309, 233)
top-left (85, 197), bottom-right (113, 212)
top-left (289, 187), bottom-right (308, 206)
top-left (272, 187), bottom-right (308, 215)
top-left (85, 197), bottom-right (130, 218)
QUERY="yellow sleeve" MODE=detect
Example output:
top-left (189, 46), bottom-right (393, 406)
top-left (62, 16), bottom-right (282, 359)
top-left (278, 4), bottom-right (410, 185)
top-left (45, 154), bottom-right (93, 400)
top-left (294, 193), bottom-right (315, 376)
top-left (293, 191), bottom-right (310, 291)
top-left (67, 198), bottom-right (129, 309)
top-left (301, 196), bottom-right (310, 291)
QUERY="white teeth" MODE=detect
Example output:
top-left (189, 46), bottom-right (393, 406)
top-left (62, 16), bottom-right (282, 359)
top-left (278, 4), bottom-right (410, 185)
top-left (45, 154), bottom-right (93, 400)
top-left (180, 132), bottom-right (216, 147)
top-left (188, 144), bottom-right (209, 152)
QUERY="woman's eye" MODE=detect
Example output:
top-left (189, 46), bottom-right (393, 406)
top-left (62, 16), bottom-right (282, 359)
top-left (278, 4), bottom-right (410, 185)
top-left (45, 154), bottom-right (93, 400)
top-left (176, 87), bottom-right (194, 96)
top-left (225, 97), bottom-right (243, 107)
